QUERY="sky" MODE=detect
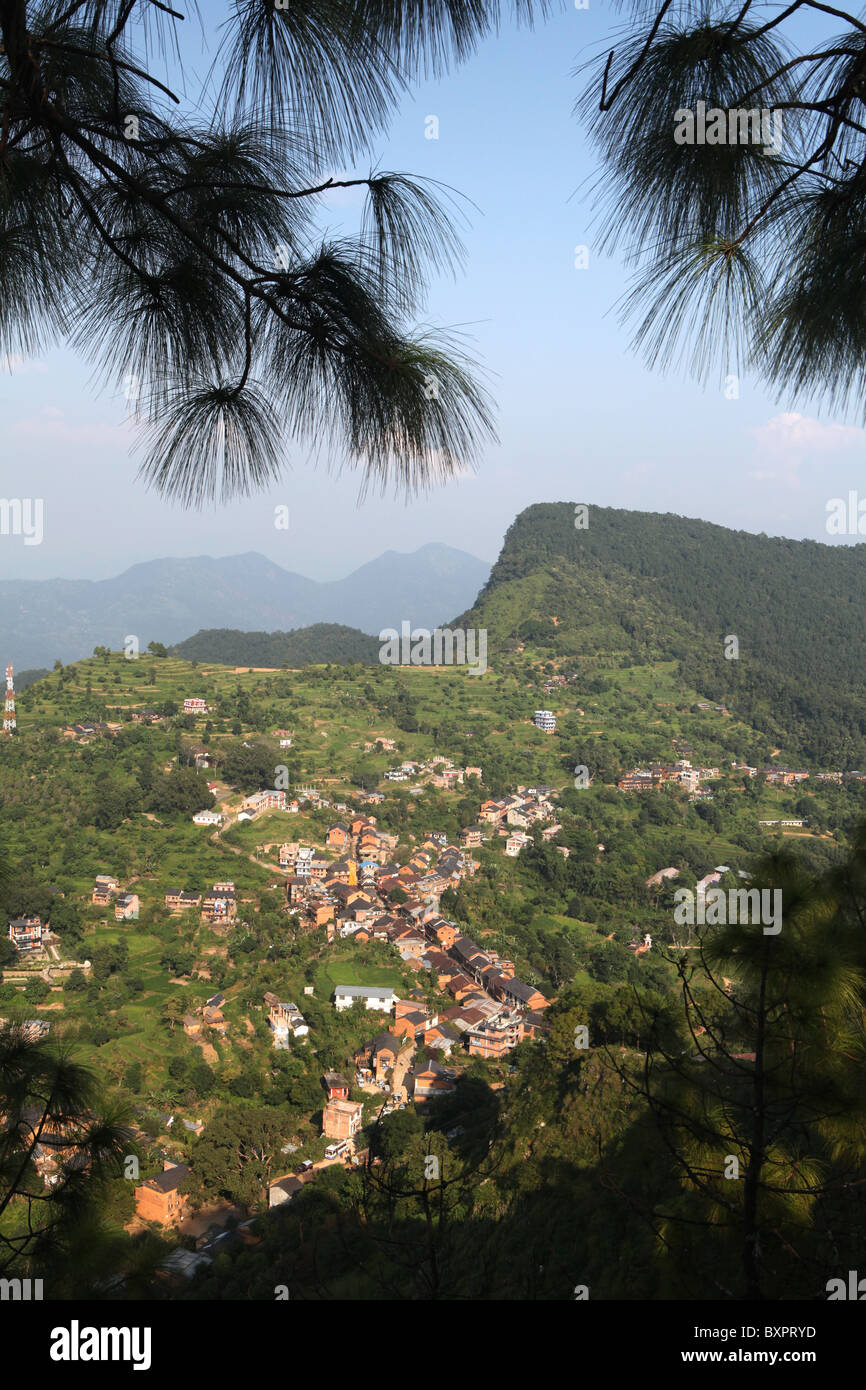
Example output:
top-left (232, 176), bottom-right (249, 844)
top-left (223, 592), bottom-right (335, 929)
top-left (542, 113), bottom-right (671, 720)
top-left (1, 0), bottom-right (864, 582)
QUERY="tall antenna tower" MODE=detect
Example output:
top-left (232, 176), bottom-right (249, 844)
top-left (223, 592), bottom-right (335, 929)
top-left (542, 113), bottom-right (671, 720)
top-left (3, 664), bottom-right (16, 733)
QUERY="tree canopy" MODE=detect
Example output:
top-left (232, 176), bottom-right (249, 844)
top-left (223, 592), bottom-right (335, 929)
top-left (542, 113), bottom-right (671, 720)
top-left (579, 0), bottom-right (866, 412)
top-left (0, 0), bottom-right (563, 504)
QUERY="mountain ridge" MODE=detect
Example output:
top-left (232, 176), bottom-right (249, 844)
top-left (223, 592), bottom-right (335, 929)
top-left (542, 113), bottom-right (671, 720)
top-left (454, 501), bottom-right (866, 767)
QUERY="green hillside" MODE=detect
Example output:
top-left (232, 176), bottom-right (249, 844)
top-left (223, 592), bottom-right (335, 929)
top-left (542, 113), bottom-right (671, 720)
top-left (455, 502), bottom-right (866, 767)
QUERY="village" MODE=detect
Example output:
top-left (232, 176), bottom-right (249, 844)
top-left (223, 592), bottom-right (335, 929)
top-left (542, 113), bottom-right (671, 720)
top-left (3, 753), bottom-right (558, 1260)
top-left (4, 659), bottom-right (856, 1280)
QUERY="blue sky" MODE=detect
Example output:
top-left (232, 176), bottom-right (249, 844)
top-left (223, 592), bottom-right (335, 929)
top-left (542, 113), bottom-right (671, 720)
top-left (1, 0), bottom-right (864, 581)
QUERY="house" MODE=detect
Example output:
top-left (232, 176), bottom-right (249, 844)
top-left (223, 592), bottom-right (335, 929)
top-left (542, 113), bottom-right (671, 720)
top-left (459, 826), bottom-right (484, 848)
top-left (114, 892), bottom-right (140, 921)
top-left (423, 949), bottom-right (460, 990)
top-left (165, 891), bottom-right (202, 913)
top-left (354, 1034), bottom-right (398, 1081)
top-left (392, 932), bottom-right (427, 961)
top-left (505, 832), bottom-right (529, 856)
top-left (330, 884), bottom-right (370, 911)
top-left (465, 1011), bottom-right (525, 1058)
top-left (522, 1009), bottom-right (550, 1041)
top-left (192, 809), bottom-right (222, 826)
top-left (395, 997), bottom-right (432, 1023)
top-left (295, 847), bottom-right (315, 878)
top-left (309, 903), bottom-right (335, 929)
top-left (333, 985), bottom-right (396, 1014)
top-left (268, 1000), bottom-right (309, 1046)
top-left (442, 1004), bottom-right (487, 1033)
top-left (67, 719), bottom-right (110, 741)
top-left (202, 1006), bottom-right (227, 1034)
top-left (201, 888), bottom-right (237, 922)
top-left (8, 916), bottom-right (44, 952)
top-left (533, 710), bottom-right (556, 732)
top-left (446, 973), bottom-right (477, 1001)
top-left (371, 1033), bottom-right (399, 1079)
top-left (326, 824), bottom-right (350, 850)
top-left (391, 1009), bottom-right (429, 1042)
top-left (493, 977), bottom-right (549, 1011)
top-left (183, 698), bottom-right (208, 714)
top-left (428, 919), bottom-right (460, 950)
top-left (134, 1161), bottom-right (191, 1227)
top-left (479, 962), bottom-right (507, 992)
top-left (617, 771), bottom-right (653, 793)
top-left (323, 859), bottom-right (352, 886)
top-left (183, 1015), bottom-right (202, 1038)
top-left (423, 1021), bottom-right (461, 1054)
top-left (322, 1098), bottom-right (363, 1140)
top-left (451, 937), bottom-right (487, 971)
top-left (413, 1062), bottom-right (457, 1102)
top-left (286, 875), bottom-right (309, 904)
top-left (268, 1175), bottom-right (305, 1208)
top-left (241, 789), bottom-right (287, 814)
top-left (322, 1071), bottom-right (350, 1100)
top-left (91, 875), bottom-right (119, 905)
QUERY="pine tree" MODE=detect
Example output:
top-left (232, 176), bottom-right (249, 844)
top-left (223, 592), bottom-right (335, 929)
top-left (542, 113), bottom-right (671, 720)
top-left (579, 1), bottom-right (866, 413)
top-left (0, 0), bottom-right (557, 503)
top-left (608, 842), bottom-right (866, 1299)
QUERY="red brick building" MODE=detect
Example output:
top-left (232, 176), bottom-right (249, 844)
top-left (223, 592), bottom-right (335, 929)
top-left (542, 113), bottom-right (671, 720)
top-left (134, 1162), bottom-right (190, 1227)
top-left (322, 1099), bottom-right (363, 1140)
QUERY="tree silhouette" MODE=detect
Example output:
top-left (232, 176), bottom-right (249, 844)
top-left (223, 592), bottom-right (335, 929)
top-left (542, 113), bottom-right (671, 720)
top-left (579, 0), bottom-right (866, 413)
top-left (601, 843), bottom-right (866, 1299)
top-left (0, 0), bottom-right (558, 504)
top-left (0, 1021), bottom-right (133, 1281)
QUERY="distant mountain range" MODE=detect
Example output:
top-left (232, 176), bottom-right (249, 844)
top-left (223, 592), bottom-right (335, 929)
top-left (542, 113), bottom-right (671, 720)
top-left (0, 544), bottom-right (491, 668)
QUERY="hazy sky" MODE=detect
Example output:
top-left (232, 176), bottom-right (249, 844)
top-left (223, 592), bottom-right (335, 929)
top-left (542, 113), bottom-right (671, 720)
top-left (1, 1), bottom-right (863, 582)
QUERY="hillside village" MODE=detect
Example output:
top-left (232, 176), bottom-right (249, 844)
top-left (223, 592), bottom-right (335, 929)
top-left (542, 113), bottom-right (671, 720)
top-left (2, 642), bottom-right (863, 1281)
top-left (2, 725), bottom-right (560, 1247)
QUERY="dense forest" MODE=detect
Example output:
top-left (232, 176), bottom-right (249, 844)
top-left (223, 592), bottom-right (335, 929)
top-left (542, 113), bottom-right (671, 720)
top-left (172, 624), bottom-right (380, 667)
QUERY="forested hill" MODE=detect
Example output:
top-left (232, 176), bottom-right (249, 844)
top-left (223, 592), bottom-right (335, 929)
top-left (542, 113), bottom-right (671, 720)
top-left (455, 502), bottom-right (866, 768)
top-left (172, 623), bottom-right (380, 667)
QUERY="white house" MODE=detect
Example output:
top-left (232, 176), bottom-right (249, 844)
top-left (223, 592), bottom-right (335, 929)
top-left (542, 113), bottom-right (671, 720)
top-left (333, 985), bottom-right (396, 1013)
top-left (192, 809), bottom-right (222, 826)
top-left (241, 789), bottom-right (287, 813)
top-left (295, 847), bottom-right (314, 877)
